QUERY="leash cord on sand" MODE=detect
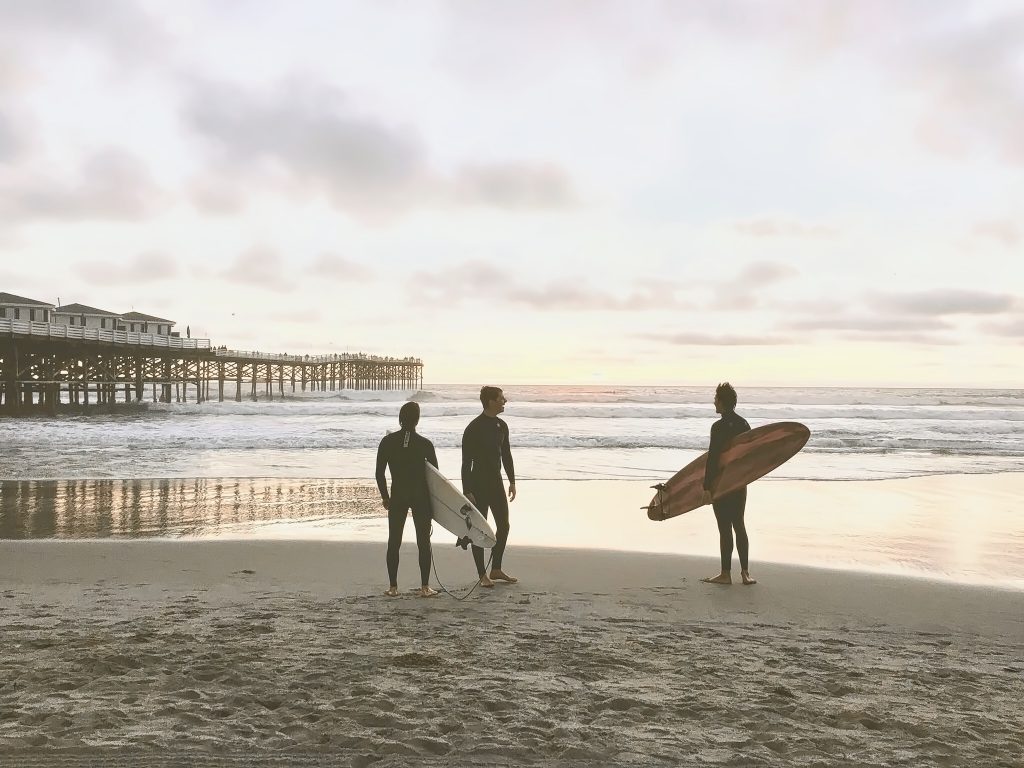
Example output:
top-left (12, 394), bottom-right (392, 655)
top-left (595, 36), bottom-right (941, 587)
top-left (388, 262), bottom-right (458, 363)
top-left (428, 523), bottom-right (492, 601)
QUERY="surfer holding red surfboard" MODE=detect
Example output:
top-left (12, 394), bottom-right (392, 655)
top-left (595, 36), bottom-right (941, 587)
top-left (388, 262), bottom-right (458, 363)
top-left (700, 383), bottom-right (757, 586)
top-left (645, 383), bottom-right (811, 586)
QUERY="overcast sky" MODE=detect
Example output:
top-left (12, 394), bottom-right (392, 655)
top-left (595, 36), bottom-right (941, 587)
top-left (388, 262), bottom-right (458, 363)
top-left (1, 0), bottom-right (1021, 386)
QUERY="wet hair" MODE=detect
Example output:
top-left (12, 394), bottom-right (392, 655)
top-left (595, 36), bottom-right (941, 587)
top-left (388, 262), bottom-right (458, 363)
top-left (716, 382), bottom-right (737, 411)
top-left (480, 386), bottom-right (503, 408)
top-left (399, 401), bottom-right (420, 429)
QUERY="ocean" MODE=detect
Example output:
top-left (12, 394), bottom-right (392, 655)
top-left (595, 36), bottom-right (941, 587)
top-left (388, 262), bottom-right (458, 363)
top-left (2, 384), bottom-right (1022, 586)
top-left (3, 384), bottom-right (1022, 481)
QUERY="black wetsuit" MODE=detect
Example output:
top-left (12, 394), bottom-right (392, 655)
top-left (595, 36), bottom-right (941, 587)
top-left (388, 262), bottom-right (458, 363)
top-left (461, 413), bottom-right (516, 575)
top-left (375, 428), bottom-right (438, 587)
top-left (703, 410), bottom-right (752, 572)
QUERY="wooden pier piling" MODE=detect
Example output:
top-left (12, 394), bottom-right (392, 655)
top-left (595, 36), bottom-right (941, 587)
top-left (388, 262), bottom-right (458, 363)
top-left (0, 320), bottom-right (423, 416)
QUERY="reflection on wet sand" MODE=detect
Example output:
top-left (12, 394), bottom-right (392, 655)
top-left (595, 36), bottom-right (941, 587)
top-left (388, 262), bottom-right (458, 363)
top-left (0, 478), bottom-right (381, 539)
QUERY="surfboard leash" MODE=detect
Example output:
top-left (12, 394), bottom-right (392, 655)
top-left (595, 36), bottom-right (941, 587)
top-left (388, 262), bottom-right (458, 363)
top-left (427, 523), bottom-right (494, 601)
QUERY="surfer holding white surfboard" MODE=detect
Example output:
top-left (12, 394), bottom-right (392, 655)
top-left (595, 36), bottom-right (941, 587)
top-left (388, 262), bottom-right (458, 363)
top-left (700, 382), bottom-right (757, 587)
top-left (375, 402), bottom-right (439, 598)
top-left (462, 386), bottom-right (518, 588)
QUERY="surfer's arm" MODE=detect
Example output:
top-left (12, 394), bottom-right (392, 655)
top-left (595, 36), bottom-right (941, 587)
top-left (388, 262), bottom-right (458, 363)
top-left (500, 422), bottom-right (516, 487)
top-left (426, 442), bottom-right (438, 470)
top-left (375, 438), bottom-right (390, 506)
top-left (460, 424), bottom-right (475, 495)
top-left (703, 422), bottom-right (723, 492)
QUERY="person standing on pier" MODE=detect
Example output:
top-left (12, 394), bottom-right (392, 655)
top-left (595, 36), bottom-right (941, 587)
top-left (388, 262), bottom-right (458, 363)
top-left (462, 386), bottom-right (517, 588)
top-left (376, 402), bottom-right (438, 598)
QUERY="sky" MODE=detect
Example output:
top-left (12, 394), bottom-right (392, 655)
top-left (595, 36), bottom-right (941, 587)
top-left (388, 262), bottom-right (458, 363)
top-left (0, 0), bottom-right (1021, 387)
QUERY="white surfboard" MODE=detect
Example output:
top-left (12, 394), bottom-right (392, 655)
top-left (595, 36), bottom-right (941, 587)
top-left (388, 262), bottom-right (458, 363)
top-left (424, 461), bottom-right (497, 549)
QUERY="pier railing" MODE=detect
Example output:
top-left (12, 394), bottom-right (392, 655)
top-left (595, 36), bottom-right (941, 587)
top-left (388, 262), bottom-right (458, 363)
top-left (212, 349), bottom-right (422, 364)
top-left (0, 318), bottom-right (210, 349)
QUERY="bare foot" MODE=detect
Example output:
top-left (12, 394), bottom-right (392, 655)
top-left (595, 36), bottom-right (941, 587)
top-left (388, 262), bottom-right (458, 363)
top-left (417, 586), bottom-right (439, 598)
top-left (741, 572), bottom-right (757, 585)
top-left (489, 570), bottom-right (518, 583)
top-left (383, 586), bottom-right (400, 597)
top-left (478, 574), bottom-right (495, 588)
top-left (700, 573), bottom-right (732, 585)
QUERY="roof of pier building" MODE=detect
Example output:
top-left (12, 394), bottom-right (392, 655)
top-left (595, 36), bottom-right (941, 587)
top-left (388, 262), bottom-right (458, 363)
top-left (0, 292), bottom-right (54, 307)
top-left (120, 311), bottom-right (175, 324)
top-left (53, 303), bottom-right (120, 316)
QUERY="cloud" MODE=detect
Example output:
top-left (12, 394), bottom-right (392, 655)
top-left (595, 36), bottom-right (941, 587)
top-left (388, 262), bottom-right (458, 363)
top-left (442, 2), bottom-right (1024, 166)
top-left (780, 313), bottom-right (958, 344)
top-left (187, 175), bottom-right (248, 216)
top-left (453, 163), bottom-right (576, 209)
top-left (0, 110), bottom-right (27, 162)
top-left (0, 0), bottom-right (170, 66)
top-left (501, 282), bottom-right (622, 310)
top-left (784, 316), bottom-right (951, 333)
top-left (736, 261), bottom-right (797, 286)
top-left (308, 254), bottom-right (374, 281)
top-left (0, 52), bottom-right (20, 88)
top-left (785, 287), bottom-right (1023, 342)
top-left (711, 260), bottom-right (798, 310)
top-left (220, 247), bottom-right (296, 293)
top-left (971, 219), bottom-right (1020, 248)
top-left (731, 218), bottom-right (838, 239)
top-left (184, 79), bottom-right (431, 216)
top-left (73, 251), bottom-right (178, 286)
top-left (835, 331), bottom-right (959, 346)
top-left (982, 316), bottom-right (1024, 338)
top-left (269, 309), bottom-right (323, 324)
top-left (409, 261), bottom-right (690, 311)
top-left (901, 7), bottom-right (1024, 164)
top-left (184, 79), bottom-right (577, 217)
top-left (640, 332), bottom-right (791, 346)
top-left (0, 150), bottom-right (161, 222)
top-left (869, 290), bottom-right (1015, 316)
top-left (411, 261), bottom-right (508, 294)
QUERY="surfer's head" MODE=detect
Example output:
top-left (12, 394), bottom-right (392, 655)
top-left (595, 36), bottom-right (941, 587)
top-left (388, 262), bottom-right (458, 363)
top-left (399, 401), bottom-right (420, 429)
top-left (480, 386), bottom-right (506, 415)
top-left (715, 382), bottom-right (737, 413)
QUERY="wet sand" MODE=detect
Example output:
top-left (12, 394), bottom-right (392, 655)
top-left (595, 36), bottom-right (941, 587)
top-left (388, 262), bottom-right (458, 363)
top-left (1, 540), bottom-right (1022, 767)
top-left (5, 473), bottom-right (1022, 588)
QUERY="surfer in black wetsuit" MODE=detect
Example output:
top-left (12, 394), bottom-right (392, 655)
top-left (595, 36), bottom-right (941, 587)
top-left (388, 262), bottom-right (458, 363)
top-left (700, 382), bottom-right (757, 586)
top-left (462, 386), bottom-right (517, 588)
top-left (375, 402), bottom-right (438, 598)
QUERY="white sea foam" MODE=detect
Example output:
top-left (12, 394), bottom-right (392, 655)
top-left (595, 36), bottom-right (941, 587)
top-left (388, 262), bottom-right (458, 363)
top-left (2, 385), bottom-right (1023, 481)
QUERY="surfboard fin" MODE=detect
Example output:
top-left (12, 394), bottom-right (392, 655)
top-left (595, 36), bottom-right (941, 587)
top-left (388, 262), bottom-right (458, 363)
top-left (455, 536), bottom-right (471, 550)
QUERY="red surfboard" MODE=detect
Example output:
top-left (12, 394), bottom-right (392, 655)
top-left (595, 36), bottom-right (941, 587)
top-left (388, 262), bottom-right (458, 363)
top-left (646, 421), bottom-right (810, 521)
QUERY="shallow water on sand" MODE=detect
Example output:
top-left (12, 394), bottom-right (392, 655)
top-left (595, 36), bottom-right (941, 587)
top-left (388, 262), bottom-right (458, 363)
top-left (3, 474), bottom-right (1022, 589)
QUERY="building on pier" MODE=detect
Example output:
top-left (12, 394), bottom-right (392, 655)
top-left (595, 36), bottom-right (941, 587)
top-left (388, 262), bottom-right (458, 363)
top-left (0, 292), bottom-right (53, 323)
top-left (2, 295), bottom-right (177, 336)
top-left (118, 311), bottom-right (176, 336)
top-left (52, 303), bottom-right (122, 331)
top-left (0, 307), bottom-right (424, 414)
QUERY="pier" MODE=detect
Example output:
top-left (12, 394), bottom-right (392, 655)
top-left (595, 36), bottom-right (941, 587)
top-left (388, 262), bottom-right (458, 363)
top-left (0, 319), bottom-right (423, 415)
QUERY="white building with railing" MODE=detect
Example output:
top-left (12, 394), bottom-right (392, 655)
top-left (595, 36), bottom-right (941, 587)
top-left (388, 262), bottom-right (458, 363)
top-left (52, 302), bottom-right (123, 331)
top-left (0, 292), bottom-right (54, 323)
top-left (0, 318), bottom-right (209, 350)
top-left (2, 291), bottom-right (192, 349)
top-left (118, 311), bottom-right (176, 336)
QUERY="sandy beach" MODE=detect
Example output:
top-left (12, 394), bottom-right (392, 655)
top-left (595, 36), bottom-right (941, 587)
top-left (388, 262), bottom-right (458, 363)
top-left (1, 540), bottom-right (1021, 767)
